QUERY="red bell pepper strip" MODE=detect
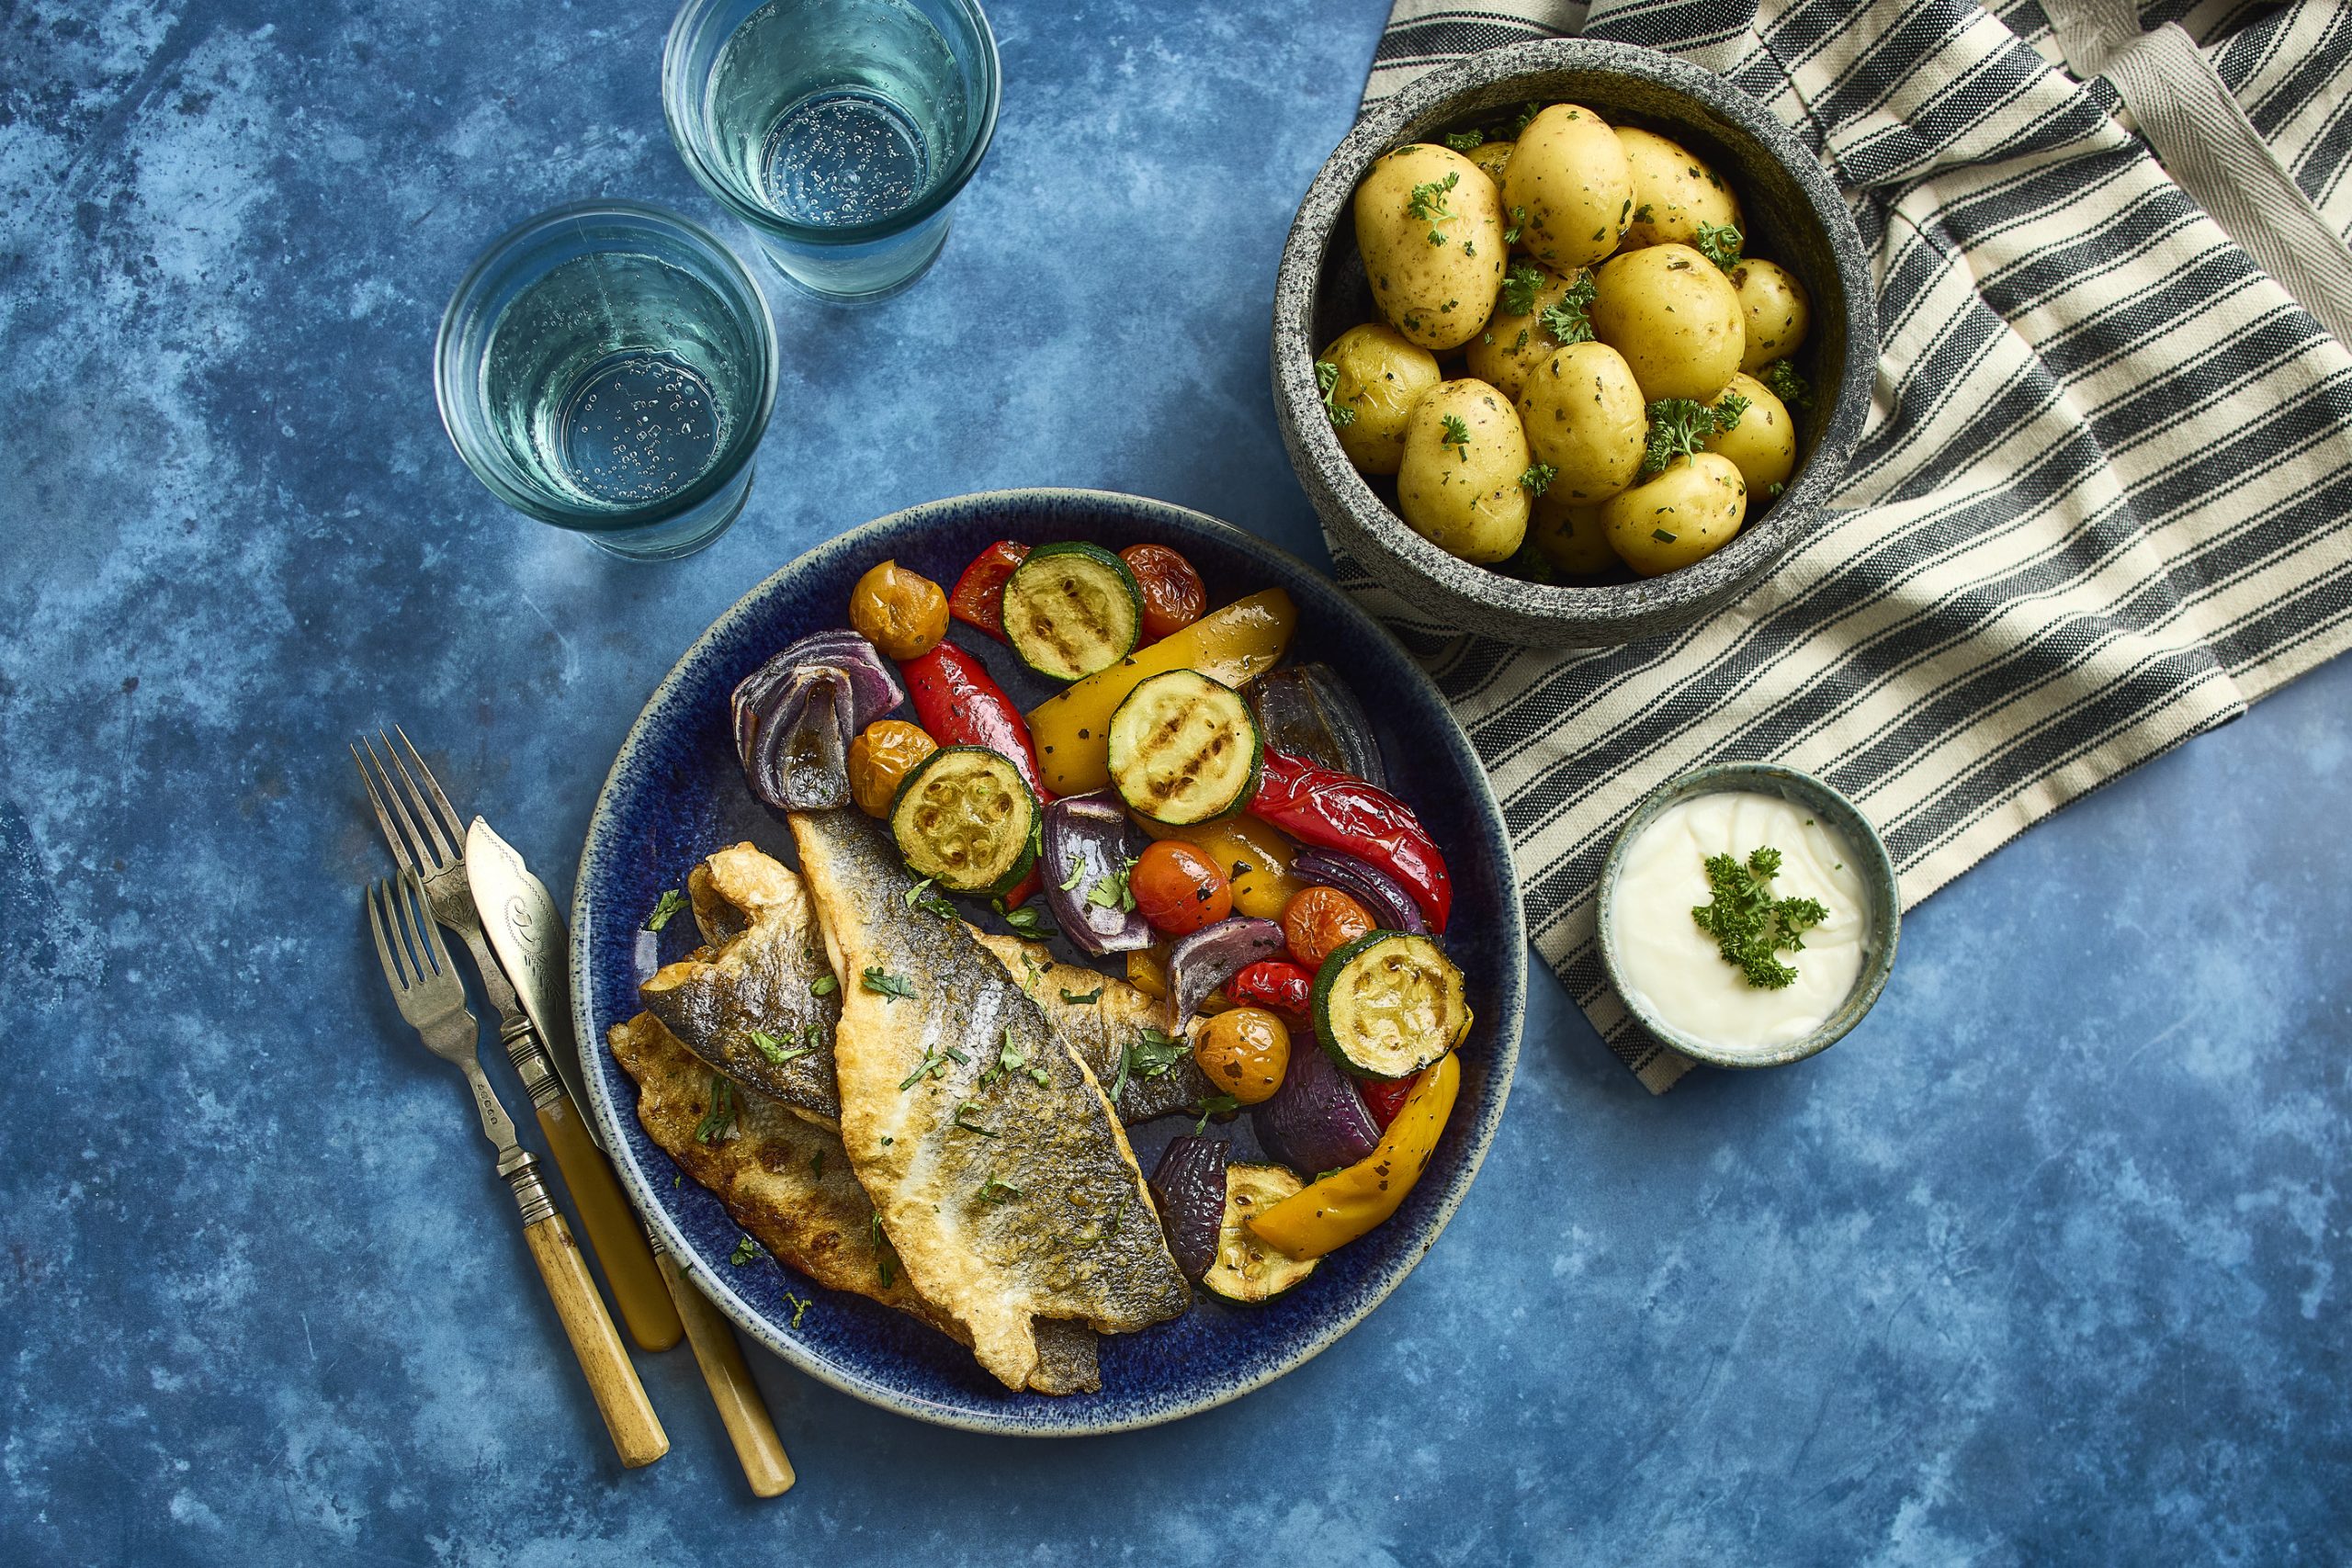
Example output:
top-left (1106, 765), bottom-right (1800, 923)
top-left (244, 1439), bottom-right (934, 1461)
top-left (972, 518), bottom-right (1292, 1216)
top-left (1227, 959), bottom-right (1314, 1021)
top-left (946, 540), bottom-right (1030, 641)
top-left (899, 639), bottom-right (1050, 906)
top-left (1249, 748), bottom-right (1452, 933)
top-left (1357, 1076), bottom-right (1414, 1129)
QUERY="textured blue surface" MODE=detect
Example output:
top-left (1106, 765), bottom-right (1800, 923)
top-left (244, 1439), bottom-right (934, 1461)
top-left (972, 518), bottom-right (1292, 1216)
top-left (572, 489), bottom-right (1524, 1433)
top-left (3, 0), bottom-right (2347, 1561)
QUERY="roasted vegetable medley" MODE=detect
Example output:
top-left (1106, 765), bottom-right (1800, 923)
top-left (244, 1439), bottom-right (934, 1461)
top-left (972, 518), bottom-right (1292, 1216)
top-left (1325, 102), bottom-right (1817, 582)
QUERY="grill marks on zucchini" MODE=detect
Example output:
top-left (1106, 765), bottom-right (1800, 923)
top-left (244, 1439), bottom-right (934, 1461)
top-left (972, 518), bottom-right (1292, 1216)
top-left (888, 746), bottom-right (1041, 896)
top-left (1002, 543), bottom-right (1144, 682)
top-left (1106, 670), bottom-right (1262, 826)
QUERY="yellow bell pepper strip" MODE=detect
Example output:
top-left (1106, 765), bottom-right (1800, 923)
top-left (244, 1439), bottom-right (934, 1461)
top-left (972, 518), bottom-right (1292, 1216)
top-left (1134, 812), bottom-right (1310, 920)
top-left (1027, 589), bottom-right (1296, 795)
top-left (1245, 1050), bottom-right (1460, 1259)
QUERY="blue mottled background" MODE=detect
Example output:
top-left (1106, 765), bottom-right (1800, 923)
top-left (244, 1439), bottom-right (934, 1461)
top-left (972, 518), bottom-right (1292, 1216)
top-left (3, 1), bottom-right (2346, 1562)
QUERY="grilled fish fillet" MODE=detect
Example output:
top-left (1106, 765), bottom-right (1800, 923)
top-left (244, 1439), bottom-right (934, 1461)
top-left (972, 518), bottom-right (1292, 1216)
top-left (787, 807), bottom-right (1189, 1391)
top-left (609, 1010), bottom-right (1101, 1393)
top-left (973, 933), bottom-right (1216, 1123)
top-left (639, 843), bottom-right (842, 1127)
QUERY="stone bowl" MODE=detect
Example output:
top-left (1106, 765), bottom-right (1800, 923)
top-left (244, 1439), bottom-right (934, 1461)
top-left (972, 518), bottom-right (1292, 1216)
top-left (1270, 39), bottom-right (1876, 649)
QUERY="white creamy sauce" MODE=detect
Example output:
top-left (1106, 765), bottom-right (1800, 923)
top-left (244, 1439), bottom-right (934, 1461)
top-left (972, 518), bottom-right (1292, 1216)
top-left (1611, 790), bottom-right (1872, 1055)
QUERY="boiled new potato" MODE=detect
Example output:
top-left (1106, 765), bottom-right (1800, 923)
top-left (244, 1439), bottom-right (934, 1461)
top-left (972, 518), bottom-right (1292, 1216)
top-left (1592, 243), bottom-right (1744, 401)
top-left (1703, 371), bottom-right (1795, 498)
top-left (1502, 105), bottom-right (1634, 271)
top-left (1602, 451), bottom-right (1747, 575)
top-left (1396, 378), bottom-right (1533, 564)
top-left (1317, 323), bottom-right (1442, 476)
top-left (1465, 139), bottom-right (1515, 184)
top-left (1616, 128), bottom-right (1742, 252)
top-left (1514, 340), bottom-right (1645, 504)
top-left (1730, 257), bottom-right (1810, 370)
top-left (1529, 494), bottom-right (1615, 575)
top-left (1355, 144), bottom-right (1508, 351)
top-left (1465, 264), bottom-right (1592, 402)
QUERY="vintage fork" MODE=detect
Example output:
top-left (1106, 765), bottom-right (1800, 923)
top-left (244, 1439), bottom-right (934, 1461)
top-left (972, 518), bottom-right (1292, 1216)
top-left (368, 870), bottom-right (667, 1468)
top-left (353, 728), bottom-right (681, 1353)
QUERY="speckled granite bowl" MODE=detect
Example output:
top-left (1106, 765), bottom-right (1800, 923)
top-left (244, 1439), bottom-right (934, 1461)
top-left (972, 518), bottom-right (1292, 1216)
top-left (1595, 762), bottom-right (1898, 1069)
top-left (572, 488), bottom-right (1525, 1435)
top-left (1271, 39), bottom-right (1876, 648)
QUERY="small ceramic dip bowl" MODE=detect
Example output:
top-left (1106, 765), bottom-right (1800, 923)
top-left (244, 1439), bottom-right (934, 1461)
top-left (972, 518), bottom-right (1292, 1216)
top-left (1597, 762), bottom-right (1898, 1069)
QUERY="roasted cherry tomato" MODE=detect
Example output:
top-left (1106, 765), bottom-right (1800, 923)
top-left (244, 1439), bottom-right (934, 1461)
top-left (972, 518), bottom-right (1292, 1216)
top-left (1119, 543), bottom-right (1207, 644)
top-left (1281, 886), bottom-right (1374, 971)
top-left (850, 560), bottom-right (949, 660)
top-left (846, 718), bottom-right (937, 818)
top-left (1131, 840), bottom-right (1232, 935)
top-left (1357, 1075), bottom-right (1415, 1129)
top-left (947, 539), bottom-right (1030, 640)
top-left (1192, 1007), bottom-right (1291, 1105)
top-left (1227, 958), bottom-right (1314, 1020)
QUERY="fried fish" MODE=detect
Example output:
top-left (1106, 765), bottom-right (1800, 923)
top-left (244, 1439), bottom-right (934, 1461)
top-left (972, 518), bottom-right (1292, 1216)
top-left (973, 933), bottom-right (1215, 1124)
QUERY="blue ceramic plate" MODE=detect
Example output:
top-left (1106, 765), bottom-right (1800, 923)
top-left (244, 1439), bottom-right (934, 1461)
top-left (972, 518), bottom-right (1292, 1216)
top-left (572, 489), bottom-right (1525, 1435)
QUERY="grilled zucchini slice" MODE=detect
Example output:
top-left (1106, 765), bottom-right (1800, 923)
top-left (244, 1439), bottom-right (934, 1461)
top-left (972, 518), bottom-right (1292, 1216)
top-left (888, 745), bottom-right (1040, 896)
top-left (1106, 669), bottom-right (1262, 826)
top-left (1002, 542), bottom-right (1144, 682)
top-left (1201, 1163), bottom-right (1317, 1304)
top-left (1312, 931), bottom-right (1471, 1080)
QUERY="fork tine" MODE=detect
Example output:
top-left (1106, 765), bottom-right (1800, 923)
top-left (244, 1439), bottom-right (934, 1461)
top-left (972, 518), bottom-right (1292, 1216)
top-left (379, 729), bottom-right (459, 869)
top-left (361, 733), bottom-right (445, 872)
top-left (398, 869), bottom-right (451, 979)
top-left (367, 876), bottom-right (407, 993)
top-left (393, 724), bottom-right (469, 847)
top-left (353, 743), bottom-right (424, 874)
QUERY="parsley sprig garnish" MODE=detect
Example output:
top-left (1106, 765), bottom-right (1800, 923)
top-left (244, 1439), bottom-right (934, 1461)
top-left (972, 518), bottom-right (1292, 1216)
top-left (747, 1027), bottom-right (818, 1068)
top-left (1640, 395), bottom-right (1751, 478)
top-left (862, 966), bottom-right (916, 1001)
top-left (1438, 413), bottom-right (1472, 462)
top-left (1111, 1028), bottom-right (1187, 1102)
top-left (1714, 390), bottom-right (1751, 433)
top-left (1498, 263), bottom-right (1546, 318)
top-left (729, 1235), bottom-right (761, 1266)
top-left (1539, 271), bottom-right (1597, 345)
top-left (644, 888), bottom-right (685, 933)
top-left (1694, 220), bottom-right (1744, 270)
top-left (898, 1039), bottom-right (970, 1091)
top-left (1690, 845), bottom-right (1829, 990)
top-left (1519, 463), bottom-right (1557, 497)
top-left (1315, 360), bottom-right (1357, 428)
top-left (694, 1074), bottom-right (739, 1145)
top-left (1443, 130), bottom-right (1485, 152)
top-left (1406, 171), bottom-right (1461, 245)
top-left (1759, 357), bottom-right (1813, 411)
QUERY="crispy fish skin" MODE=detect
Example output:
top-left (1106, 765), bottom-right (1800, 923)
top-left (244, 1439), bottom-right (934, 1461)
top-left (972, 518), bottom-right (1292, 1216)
top-left (640, 843), bottom-right (842, 1126)
top-left (973, 933), bottom-right (1215, 1124)
top-left (788, 807), bottom-right (1189, 1392)
top-left (609, 1011), bottom-right (1101, 1393)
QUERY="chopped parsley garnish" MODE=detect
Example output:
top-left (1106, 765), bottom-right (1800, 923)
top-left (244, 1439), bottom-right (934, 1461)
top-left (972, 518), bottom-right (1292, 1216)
top-left (747, 1029), bottom-right (816, 1068)
top-left (1503, 204), bottom-right (1526, 244)
top-left (643, 888), bottom-right (685, 933)
top-left (1438, 413), bottom-right (1473, 461)
top-left (862, 965), bottom-right (916, 1001)
top-left (1508, 100), bottom-right (1541, 136)
top-left (1112, 1027), bottom-right (1188, 1102)
top-left (1759, 357), bottom-right (1813, 410)
top-left (1519, 463), bottom-right (1557, 497)
top-left (870, 1215), bottom-right (898, 1288)
top-left (994, 897), bottom-right (1052, 938)
top-left (978, 1175), bottom-right (1023, 1203)
top-left (1634, 203), bottom-right (1656, 225)
top-left (1406, 171), bottom-right (1460, 245)
top-left (729, 1235), bottom-right (760, 1266)
top-left (1539, 270), bottom-right (1597, 344)
top-left (1694, 220), bottom-right (1744, 269)
top-left (898, 1040), bottom-right (969, 1091)
top-left (1690, 845), bottom-right (1829, 990)
top-left (1316, 360), bottom-right (1357, 428)
top-left (694, 1075), bottom-right (738, 1145)
top-left (1314, 1167), bottom-right (1345, 1182)
top-left (953, 1100), bottom-right (998, 1137)
top-left (786, 1292), bottom-right (811, 1328)
top-left (1653, 527), bottom-right (1679, 543)
top-left (1767, 480), bottom-right (1786, 499)
top-left (1060, 986), bottom-right (1104, 1005)
top-left (1640, 398), bottom-right (1720, 477)
top-left (981, 1028), bottom-right (1052, 1089)
top-left (902, 877), bottom-right (956, 920)
top-left (1193, 1093), bottom-right (1241, 1132)
top-left (1085, 855), bottom-right (1139, 913)
top-left (809, 974), bottom-right (839, 997)
top-left (1499, 262), bottom-right (1546, 317)
top-left (1443, 130), bottom-right (1485, 152)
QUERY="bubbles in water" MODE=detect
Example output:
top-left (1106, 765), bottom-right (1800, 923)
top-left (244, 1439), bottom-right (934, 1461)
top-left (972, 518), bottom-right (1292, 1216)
top-left (761, 89), bottom-right (931, 227)
top-left (557, 352), bottom-right (725, 505)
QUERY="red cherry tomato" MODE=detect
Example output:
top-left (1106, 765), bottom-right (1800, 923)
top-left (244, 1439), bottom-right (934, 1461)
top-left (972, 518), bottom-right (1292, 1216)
top-left (1359, 1076), bottom-right (1415, 1128)
top-left (1227, 959), bottom-right (1314, 1020)
top-left (1119, 544), bottom-right (1207, 644)
top-left (1280, 886), bottom-right (1374, 971)
top-left (1130, 840), bottom-right (1231, 935)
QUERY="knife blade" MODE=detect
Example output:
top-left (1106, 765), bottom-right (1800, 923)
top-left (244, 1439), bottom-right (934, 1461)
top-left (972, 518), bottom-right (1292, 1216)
top-left (466, 818), bottom-right (602, 1150)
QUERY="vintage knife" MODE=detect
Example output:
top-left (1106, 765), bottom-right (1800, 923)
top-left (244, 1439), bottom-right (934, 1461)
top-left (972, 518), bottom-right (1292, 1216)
top-left (468, 817), bottom-right (682, 1353)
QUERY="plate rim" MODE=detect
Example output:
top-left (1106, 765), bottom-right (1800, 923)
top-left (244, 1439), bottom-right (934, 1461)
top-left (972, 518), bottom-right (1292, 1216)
top-left (571, 486), bottom-right (1526, 1436)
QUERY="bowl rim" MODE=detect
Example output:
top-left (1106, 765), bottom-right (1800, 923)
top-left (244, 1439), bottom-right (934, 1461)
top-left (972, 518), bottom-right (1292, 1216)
top-left (1271, 37), bottom-right (1879, 637)
top-left (1593, 761), bottom-right (1900, 1069)
top-left (569, 486), bottom-right (1528, 1435)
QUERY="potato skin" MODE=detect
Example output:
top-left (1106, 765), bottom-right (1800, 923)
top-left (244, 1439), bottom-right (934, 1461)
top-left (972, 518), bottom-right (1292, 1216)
top-left (1703, 371), bottom-right (1796, 498)
top-left (1730, 257), bottom-right (1810, 371)
top-left (1466, 139), bottom-right (1515, 184)
top-left (1514, 340), bottom-right (1646, 504)
top-left (1464, 264), bottom-right (1589, 402)
top-left (1355, 144), bottom-right (1509, 351)
top-left (1317, 323), bottom-right (1442, 476)
top-left (1502, 105), bottom-right (1634, 271)
top-left (1591, 243), bottom-right (1745, 401)
top-left (1396, 378), bottom-right (1533, 565)
top-left (1616, 128), bottom-right (1742, 252)
top-left (1602, 451), bottom-right (1747, 576)
top-left (1529, 495), bottom-right (1616, 575)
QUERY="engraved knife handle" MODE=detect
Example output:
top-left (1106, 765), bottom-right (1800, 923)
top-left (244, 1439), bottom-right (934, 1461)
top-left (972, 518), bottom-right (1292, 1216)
top-left (651, 1232), bottom-right (795, 1497)
top-left (506, 1159), bottom-right (669, 1470)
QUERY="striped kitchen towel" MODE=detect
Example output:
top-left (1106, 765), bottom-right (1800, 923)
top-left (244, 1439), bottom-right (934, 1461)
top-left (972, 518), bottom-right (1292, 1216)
top-left (1340, 0), bottom-right (2352, 1091)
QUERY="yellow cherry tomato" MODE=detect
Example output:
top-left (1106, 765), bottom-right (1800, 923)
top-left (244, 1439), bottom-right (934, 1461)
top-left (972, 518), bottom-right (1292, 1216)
top-left (1192, 1008), bottom-right (1291, 1106)
top-left (846, 719), bottom-right (936, 818)
top-left (849, 559), bottom-right (949, 660)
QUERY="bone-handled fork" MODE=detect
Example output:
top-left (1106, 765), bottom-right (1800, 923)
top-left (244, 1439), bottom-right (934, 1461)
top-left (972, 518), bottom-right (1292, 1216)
top-left (354, 729), bottom-right (681, 1354)
top-left (368, 870), bottom-right (668, 1469)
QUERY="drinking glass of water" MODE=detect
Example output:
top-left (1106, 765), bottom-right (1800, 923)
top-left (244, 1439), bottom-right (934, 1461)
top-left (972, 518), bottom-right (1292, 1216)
top-left (435, 201), bottom-right (777, 560)
top-left (662, 0), bottom-right (1001, 302)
